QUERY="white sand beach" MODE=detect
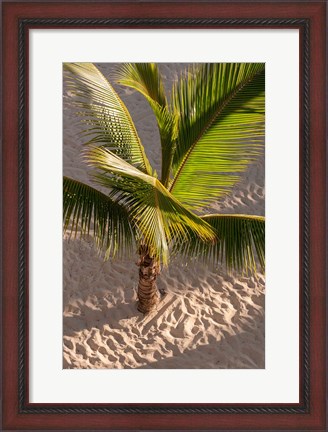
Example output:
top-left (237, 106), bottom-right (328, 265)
top-left (63, 63), bottom-right (265, 369)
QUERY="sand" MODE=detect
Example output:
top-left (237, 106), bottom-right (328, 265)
top-left (63, 63), bottom-right (265, 369)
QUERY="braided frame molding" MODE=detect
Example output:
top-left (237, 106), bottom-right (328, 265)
top-left (18, 17), bottom-right (310, 415)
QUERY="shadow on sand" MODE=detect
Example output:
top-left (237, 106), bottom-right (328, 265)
top-left (63, 297), bottom-right (264, 369)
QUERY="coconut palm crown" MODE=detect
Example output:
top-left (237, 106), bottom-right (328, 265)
top-left (63, 62), bottom-right (265, 314)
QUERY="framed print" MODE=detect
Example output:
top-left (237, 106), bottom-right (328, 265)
top-left (1, 1), bottom-right (326, 431)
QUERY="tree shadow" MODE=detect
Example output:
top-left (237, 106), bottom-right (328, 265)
top-left (136, 330), bottom-right (265, 369)
top-left (63, 293), bottom-right (264, 369)
top-left (63, 301), bottom-right (141, 337)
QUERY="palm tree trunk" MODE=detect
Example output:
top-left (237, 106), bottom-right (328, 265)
top-left (137, 248), bottom-right (160, 314)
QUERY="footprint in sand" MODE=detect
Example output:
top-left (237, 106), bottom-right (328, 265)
top-left (75, 343), bottom-right (87, 359)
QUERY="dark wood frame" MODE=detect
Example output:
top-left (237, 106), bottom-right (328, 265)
top-left (1, 1), bottom-right (326, 431)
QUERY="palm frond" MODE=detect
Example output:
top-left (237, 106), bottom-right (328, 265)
top-left (63, 62), bottom-right (152, 174)
top-left (84, 146), bottom-right (217, 265)
top-left (63, 176), bottom-right (135, 259)
top-left (169, 63), bottom-right (265, 211)
top-left (115, 63), bottom-right (167, 107)
top-left (154, 106), bottom-right (178, 187)
top-left (115, 63), bottom-right (178, 187)
top-left (181, 214), bottom-right (265, 273)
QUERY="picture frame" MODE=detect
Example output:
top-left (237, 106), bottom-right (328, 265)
top-left (1, 1), bottom-right (326, 430)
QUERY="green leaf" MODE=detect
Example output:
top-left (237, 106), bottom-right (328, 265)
top-left (63, 176), bottom-right (135, 259)
top-left (154, 106), bottom-right (178, 187)
top-left (115, 63), bottom-right (178, 187)
top-left (84, 146), bottom-right (217, 265)
top-left (169, 63), bottom-right (265, 211)
top-left (115, 63), bottom-right (167, 108)
top-left (64, 62), bottom-right (152, 174)
top-left (199, 214), bottom-right (265, 273)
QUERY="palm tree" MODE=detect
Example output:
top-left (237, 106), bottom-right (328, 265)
top-left (63, 62), bottom-right (265, 314)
